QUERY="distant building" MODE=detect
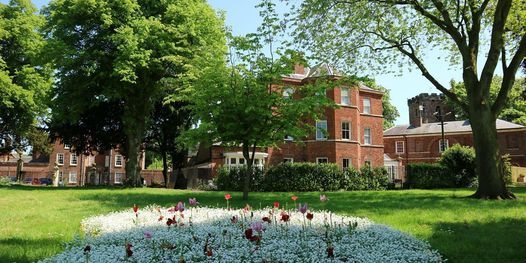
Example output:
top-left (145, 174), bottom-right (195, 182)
top-left (384, 92), bottom-right (526, 182)
top-left (185, 64), bottom-right (385, 178)
top-left (407, 93), bottom-right (456, 127)
top-left (0, 141), bottom-right (164, 186)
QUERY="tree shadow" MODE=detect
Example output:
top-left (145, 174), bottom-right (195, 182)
top-left (428, 218), bottom-right (526, 263)
top-left (0, 237), bottom-right (65, 263)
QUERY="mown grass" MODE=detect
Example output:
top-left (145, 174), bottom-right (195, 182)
top-left (0, 186), bottom-right (525, 262)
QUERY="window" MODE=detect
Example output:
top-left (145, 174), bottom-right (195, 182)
top-left (386, 165), bottom-right (399, 182)
top-left (363, 98), bottom-right (371, 114)
top-left (88, 155), bottom-right (94, 166)
top-left (69, 172), bottom-right (77, 184)
top-left (114, 172), bottom-right (124, 184)
top-left (283, 158), bottom-right (294, 163)
top-left (283, 87), bottom-right (294, 99)
top-left (439, 139), bottom-right (449, 152)
top-left (341, 122), bottom-right (350, 140)
top-left (239, 158), bottom-right (245, 165)
top-left (105, 156), bottom-right (110, 167)
top-left (115, 155), bottom-right (123, 167)
top-left (64, 144), bottom-right (71, 149)
top-left (316, 157), bottom-right (329, 164)
top-left (316, 120), bottom-right (328, 140)
top-left (342, 158), bottom-right (350, 169)
top-left (507, 135), bottom-right (519, 149)
top-left (364, 128), bottom-right (371, 145)
top-left (341, 88), bottom-right (350, 105)
top-left (284, 135), bottom-right (294, 141)
top-left (395, 141), bottom-right (405, 154)
top-left (57, 153), bottom-right (64, 165)
top-left (230, 158), bottom-right (237, 165)
top-left (70, 153), bottom-right (78, 166)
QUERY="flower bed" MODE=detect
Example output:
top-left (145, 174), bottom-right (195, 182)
top-left (42, 199), bottom-right (442, 262)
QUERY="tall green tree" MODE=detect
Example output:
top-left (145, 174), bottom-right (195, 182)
top-left (447, 77), bottom-right (526, 125)
top-left (44, 0), bottom-right (225, 186)
top-left (0, 0), bottom-right (51, 166)
top-left (290, 0), bottom-right (526, 199)
top-left (186, 1), bottom-right (333, 200)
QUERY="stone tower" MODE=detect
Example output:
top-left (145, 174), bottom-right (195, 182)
top-left (407, 93), bottom-right (456, 127)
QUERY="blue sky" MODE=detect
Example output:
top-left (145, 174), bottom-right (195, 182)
top-left (4, 0), bottom-right (466, 125)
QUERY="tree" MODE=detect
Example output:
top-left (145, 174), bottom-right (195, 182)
top-left (359, 78), bottom-right (400, 130)
top-left (186, 1), bottom-right (333, 200)
top-left (290, 0), bottom-right (526, 199)
top-left (0, 0), bottom-right (51, 180)
top-left (446, 77), bottom-right (526, 125)
top-left (44, 0), bottom-right (226, 186)
top-left (144, 99), bottom-right (192, 189)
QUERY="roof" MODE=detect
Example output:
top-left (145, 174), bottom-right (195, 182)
top-left (384, 119), bottom-right (525, 136)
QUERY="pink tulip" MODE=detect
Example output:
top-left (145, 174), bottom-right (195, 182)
top-left (189, 198), bottom-right (199, 206)
top-left (320, 194), bottom-right (329, 202)
top-left (298, 203), bottom-right (308, 214)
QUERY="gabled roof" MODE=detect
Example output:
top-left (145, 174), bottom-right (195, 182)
top-left (384, 119), bottom-right (525, 136)
top-left (285, 63), bottom-right (341, 80)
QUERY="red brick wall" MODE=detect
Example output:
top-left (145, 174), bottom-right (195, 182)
top-left (384, 129), bottom-right (526, 167)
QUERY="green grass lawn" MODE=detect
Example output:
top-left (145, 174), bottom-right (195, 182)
top-left (0, 186), bottom-right (525, 262)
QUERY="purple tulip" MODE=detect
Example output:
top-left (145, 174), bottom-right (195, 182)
top-left (189, 198), bottom-right (199, 206)
top-left (298, 203), bottom-right (308, 214)
top-left (175, 201), bottom-right (185, 212)
top-left (251, 221), bottom-right (265, 233)
top-left (144, 231), bottom-right (152, 239)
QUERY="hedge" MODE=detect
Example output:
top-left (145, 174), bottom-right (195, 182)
top-left (405, 163), bottom-right (454, 189)
top-left (215, 162), bottom-right (389, 192)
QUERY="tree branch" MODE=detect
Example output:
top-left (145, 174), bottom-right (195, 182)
top-left (492, 33), bottom-right (526, 114)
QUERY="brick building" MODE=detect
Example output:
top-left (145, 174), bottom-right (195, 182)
top-left (185, 64), bottom-right (385, 176)
top-left (0, 141), bottom-right (164, 186)
top-left (384, 92), bottom-right (526, 181)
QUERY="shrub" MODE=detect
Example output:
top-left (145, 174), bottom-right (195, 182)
top-left (263, 163), bottom-right (343, 192)
top-left (406, 163), bottom-right (453, 189)
top-left (342, 167), bottom-right (389, 190)
top-left (216, 166), bottom-right (264, 191)
top-left (501, 154), bottom-right (513, 185)
top-left (439, 144), bottom-right (476, 187)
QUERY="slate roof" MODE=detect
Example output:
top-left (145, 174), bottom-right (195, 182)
top-left (384, 119), bottom-right (525, 136)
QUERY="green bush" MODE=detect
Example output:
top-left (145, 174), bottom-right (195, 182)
top-left (501, 154), bottom-right (513, 185)
top-left (439, 144), bottom-right (477, 187)
top-left (263, 163), bottom-right (342, 192)
top-left (215, 166), bottom-right (264, 191)
top-left (342, 167), bottom-right (389, 190)
top-left (406, 163), bottom-right (454, 189)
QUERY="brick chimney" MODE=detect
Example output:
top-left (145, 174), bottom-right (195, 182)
top-left (294, 63), bottom-right (305, 75)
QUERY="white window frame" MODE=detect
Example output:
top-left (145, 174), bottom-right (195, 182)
top-left (115, 155), bottom-right (123, 167)
top-left (341, 88), bottom-right (350, 105)
top-left (114, 172), bottom-right (124, 184)
top-left (68, 172), bottom-right (77, 184)
top-left (395, 141), bottom-right (405, 154)
top-left (64, 144), bottom-right (71, 150)
top-left (70, 153), bottom-right (78, 166)
top-left (341, 121), bottom-right (350, 140)
top-left (439, 139), bottom-right (449, 153)
top-left (316, 157), bottom-right (329, 164)
top-left (283, 87), bottom-right (294, 99)
top-left (342, 158), bottom-right (351, 169)
top-left (57, 153), bottom-right (64, 166)
top-left (283, 158), bottom-right (294, 163)
top-left (363, 98), bottom-right (371, 114)
top-left (316, 120), bottom-right (328, 140)
top-left (364, 128), bottom-right (372, 145)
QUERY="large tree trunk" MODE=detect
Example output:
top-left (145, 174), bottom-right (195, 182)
top-left (125, 135), bottom-right (142, 187)
top-left (469, 106), bottom-right (515, 199)
top-left (161, 149), bottom-right (169, 188)
top-left (172, 148), bottom-right (188, 189)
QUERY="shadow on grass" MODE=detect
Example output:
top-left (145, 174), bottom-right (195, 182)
top-left (429, 218), bottom-right (526, 263)
top-left (0, 237), bottom-right (65, 263)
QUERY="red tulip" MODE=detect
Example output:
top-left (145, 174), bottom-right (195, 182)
top-left (225, 194), bottom-right (232, 200)
top-left (133, 204), bottom-right (139, 213)
top-left (306, 212), bottom-right (314, 220)
top-left (327, 246), bottom-right (334, 258)
top-left (291, 196), bottom-right (298, 201)
top-left (158, 215), bottom-right (164, 221)
top-left (273, 201), bottom-right (280, 208)
top-left (244, 228), bottom-right (253, 239)
top-left (207, 247), bottom-right (213, 257)
top-left (262, 216), bottom-right (271, 223)
top-left (280, 212), bottom-right (290, 222)
top-left (126, 243), bottom-right (133, 257)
